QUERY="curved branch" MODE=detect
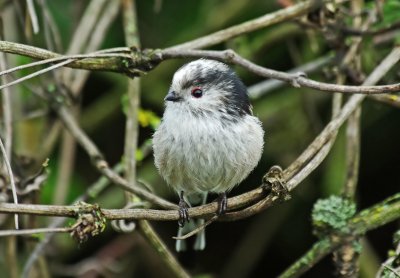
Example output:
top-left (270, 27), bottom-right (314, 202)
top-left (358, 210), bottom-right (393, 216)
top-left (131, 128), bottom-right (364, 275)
top-left (278, 193), bottom-right (400, 278)
top-left (57, 106), bottom-right (177, 210)
top-left (0, 192), bottom-right (398, 236)
top-left (166, 0), bottom-right (318, 50)
top-left (0, 41), bottom-right (134, 73)
top-left (32, 47), bottom-right (397, 223)
top-left (3, 42), bottom-right (400, 95)
top-left (161, 49), bottom-right (400, 95)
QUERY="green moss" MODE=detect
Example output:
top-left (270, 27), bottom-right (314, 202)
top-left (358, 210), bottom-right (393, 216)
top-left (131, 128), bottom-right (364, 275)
top-left (312, 195), bottom-right (356, 235)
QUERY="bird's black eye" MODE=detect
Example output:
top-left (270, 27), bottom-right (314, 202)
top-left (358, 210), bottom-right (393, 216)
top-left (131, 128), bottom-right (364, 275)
top-left (191, 87), bottom-right (203, 98)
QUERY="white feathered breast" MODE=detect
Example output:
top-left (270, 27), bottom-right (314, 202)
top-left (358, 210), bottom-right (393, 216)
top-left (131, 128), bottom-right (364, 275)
top-left (153, 104), bottom-right (264, 194)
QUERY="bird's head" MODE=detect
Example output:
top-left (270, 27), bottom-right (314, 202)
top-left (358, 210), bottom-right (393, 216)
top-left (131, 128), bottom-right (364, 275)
top-left (164, 59), bottom-right (251, 117)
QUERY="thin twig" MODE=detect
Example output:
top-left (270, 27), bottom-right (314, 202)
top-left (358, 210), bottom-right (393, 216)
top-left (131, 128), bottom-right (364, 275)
top-left (0, 227), bottom-right (72, 237)
top-left (0, 52), bottom-right (130, 78)
top-left (53, 0), bottom-right (120, 206)
top-left (0, 32), bottom-right (13, 160)
top-left (53, 128), bottom-right (77, 205)
top-left (173, 215), bottom-right (218, 240)
top-left (284, 46), bottom-right (400, 183)
top-left (0, 136), bottom-right (18, 229)
top-left (138, 221), bottom-right (191, 278)
top-left (38, 0), bottom-right (63, 52)
top-left (278, 46), bottom-right (400, 278)
top-left (248, 55), bottom-right (334, 98)
top-left (278, 237), bottom-right (336, 278)
top-left (0, 58), bottom-right (74, 91)
top-left (342, 0), bottom-right (363, 200)
top-left (222, 46), bottom-right (400, 222)
top-left (26, 0), bottom-right (39, 34)
top-left (22, 163), bottom-right (123, 278)
top-left (65, 0), bottom-right (107, 55)
top-left (6, 232), bottom-right (18, 278)
top-left (56, 106), bottom-right (177, 209)
top-left (121, 2), bottom-right (189, 277)
top-left (68, 0), bottom-right (121, 94)
top-left (166, 0), bottom-right (319, 50)
top-left (334, 2), bottom-right (365, 276)
top-left (122, 0), bottom-right (140, 187)
top-left (0, 40), bottom-right (132, 73)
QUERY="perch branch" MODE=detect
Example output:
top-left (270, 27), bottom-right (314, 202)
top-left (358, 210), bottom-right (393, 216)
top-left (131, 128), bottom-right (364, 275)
top-left (0, 193), bottom-right (398, 241)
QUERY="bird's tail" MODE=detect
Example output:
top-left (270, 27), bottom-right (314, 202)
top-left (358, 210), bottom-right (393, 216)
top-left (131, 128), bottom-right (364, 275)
top-left (176, 192), bottom-right (207, 252)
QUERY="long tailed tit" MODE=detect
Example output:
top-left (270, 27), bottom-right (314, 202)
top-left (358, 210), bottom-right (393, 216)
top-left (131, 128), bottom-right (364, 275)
top-left (153, 59), bottom-right (264, 251)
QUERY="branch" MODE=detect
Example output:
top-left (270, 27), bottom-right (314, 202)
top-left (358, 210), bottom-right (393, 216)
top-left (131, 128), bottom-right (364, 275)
top-left (56, 106), bottom-right (177, 210)
top-left (0, 227), bottom-right (72, 237)
top-left (22, 163), bottom-right (123, 278)
top-left (0, 4), bottom-right (398, 243)
top-left (0, 191), bottom-right (399, 227)
top-left (0, 193), bottom-right (398, 248)
top-left (211, 46), bottom-right (400, 222)
top-left (138, 221), bottom-right (191, 278)
top-left (14, 46), bottom-right (396, 225)
top-left (121, 1), bottom-right (190, 278)
top-left (0, 134), bottom-right (18, 229)
top-left (279, 193), bottom-right (400, 278)
top-left (166, 0), bottom-right (319, 50)
top-left (0, 41), bottom-right (133, 73)
top-left (248, 55), bottom-right (334, 98)
top-left (284, 46), bottom-right (400, 183)
top-left (26, 0), bottom-right (39, 34)
top-left (161, 49), bottom-right (400, 95)
top-left (278, 238), bottom-right (335, 278)
top-left (334, 2), bottom-right (365, 275)
top-left (2, 43), bottom-right (400, 95)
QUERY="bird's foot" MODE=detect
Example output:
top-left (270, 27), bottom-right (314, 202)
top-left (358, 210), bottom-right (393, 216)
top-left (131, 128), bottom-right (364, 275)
top-left (217, 192), bottom-right (228, 215)
top-left (262, 165), bottom-right (291, 202)
top-left (178, 191), bottom-right (190, 227)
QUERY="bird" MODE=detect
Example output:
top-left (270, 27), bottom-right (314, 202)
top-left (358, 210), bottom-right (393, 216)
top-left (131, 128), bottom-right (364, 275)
top-left (152, 59), bottom-right (264, 251)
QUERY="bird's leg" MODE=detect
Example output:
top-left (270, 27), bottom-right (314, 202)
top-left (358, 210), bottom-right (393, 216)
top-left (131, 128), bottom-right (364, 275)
top-left (217, 192), bottom-right (228, 215)
top-left (178, 191), bottom-right (190, 227)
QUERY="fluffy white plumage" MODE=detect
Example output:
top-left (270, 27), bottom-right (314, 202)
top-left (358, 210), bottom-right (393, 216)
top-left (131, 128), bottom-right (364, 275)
top-left (154, 105), bottom-right (263, 194)
top-left (153, 59), bottom-right (264, 251)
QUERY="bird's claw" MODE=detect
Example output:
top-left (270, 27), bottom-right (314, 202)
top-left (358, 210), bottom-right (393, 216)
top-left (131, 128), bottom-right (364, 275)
top-left (217, 192), bottom-right (228, 215)
top-left (178, 191), bottom-right (190, 227)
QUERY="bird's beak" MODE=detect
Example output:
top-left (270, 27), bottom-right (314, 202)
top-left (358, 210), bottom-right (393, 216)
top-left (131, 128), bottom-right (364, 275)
top-left (164, 91), bottom-right (181, 102)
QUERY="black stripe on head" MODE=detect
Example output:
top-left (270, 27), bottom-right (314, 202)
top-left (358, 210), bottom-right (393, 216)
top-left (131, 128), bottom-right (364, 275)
top-left (225, 70), bottom-right (252, 116)
top-left (192, 62), bottom-right (251, 116)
